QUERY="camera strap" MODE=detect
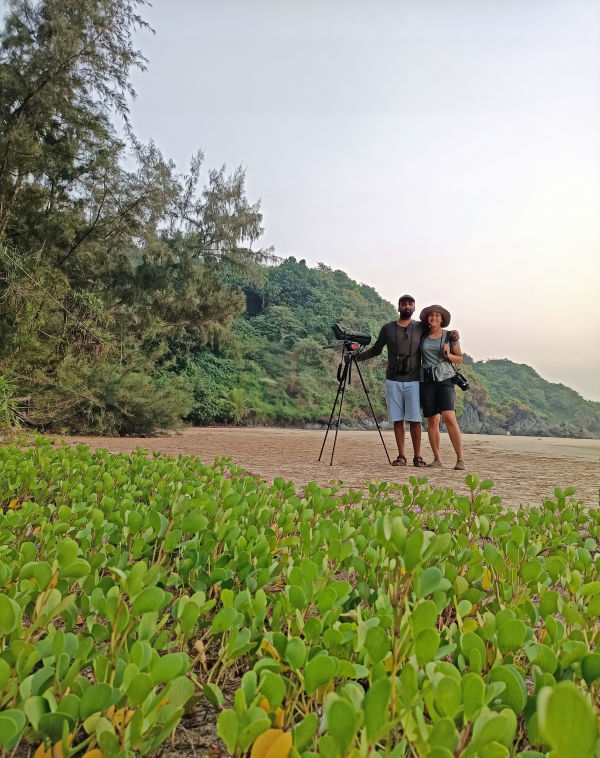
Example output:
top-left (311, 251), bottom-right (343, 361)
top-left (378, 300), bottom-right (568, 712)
top-left (394, 321), bottom-right (414, 363)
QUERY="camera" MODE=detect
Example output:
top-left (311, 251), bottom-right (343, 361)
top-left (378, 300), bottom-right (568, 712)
top-left (395, 355), bottom-right (411, 375)
top-left (332, 324), bottom-right (371, 346)
top-left (453, 371), bottom-right (470, 391)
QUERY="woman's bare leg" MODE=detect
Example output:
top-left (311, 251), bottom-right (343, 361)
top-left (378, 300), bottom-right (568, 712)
top-left (427, 414), bottom-right (441, 461)
top-left (441, 410), bottom-right (463, 461)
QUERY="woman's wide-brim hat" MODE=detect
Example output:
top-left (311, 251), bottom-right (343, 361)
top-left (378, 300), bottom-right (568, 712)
top-left (420, 304), bottom-right (451, 328)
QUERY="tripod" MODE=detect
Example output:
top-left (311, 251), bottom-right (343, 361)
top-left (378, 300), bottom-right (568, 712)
top-left (318, 346), bottom-right (391, 466)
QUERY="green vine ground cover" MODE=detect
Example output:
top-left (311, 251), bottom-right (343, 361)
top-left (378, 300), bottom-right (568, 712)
top-left (0, 439), bottom-right (599, 758)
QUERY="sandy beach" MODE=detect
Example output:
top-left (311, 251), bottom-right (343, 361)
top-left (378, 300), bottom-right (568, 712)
top-left (59, 427), bottom-right (600, 509)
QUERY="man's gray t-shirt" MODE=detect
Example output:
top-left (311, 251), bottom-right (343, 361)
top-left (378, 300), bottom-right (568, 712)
top-left (355, 320), bottom-right (425, 382)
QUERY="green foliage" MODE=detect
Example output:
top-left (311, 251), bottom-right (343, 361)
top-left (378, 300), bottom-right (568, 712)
top-left (0, 374), bottom-right (20, 429)
top-left (0, 1), bottom-right (269, 435)
top-left (194, 257), bottom-right (397, 426)
top-left (1, 439), bottom-right (600, 755)
top-left (468, 360), bottom-right (600, 437)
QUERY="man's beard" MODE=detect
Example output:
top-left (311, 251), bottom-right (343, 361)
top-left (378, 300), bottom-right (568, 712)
top-left (399, 309), bottom-right (413, 319)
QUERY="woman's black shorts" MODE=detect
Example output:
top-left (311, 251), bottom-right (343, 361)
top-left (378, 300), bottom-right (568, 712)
top-left (421, 378), bottom-right (455, 418)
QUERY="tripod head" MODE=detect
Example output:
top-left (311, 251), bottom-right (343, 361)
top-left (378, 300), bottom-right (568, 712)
top-left (323, 324), bottom-right (371, 353)
top-left (332, 323), bottom-right (371, 347)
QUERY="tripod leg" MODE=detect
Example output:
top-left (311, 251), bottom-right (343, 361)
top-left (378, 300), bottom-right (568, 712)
top-left (318, 366), bottom-right (346, 462)
top-left (330, 367), bottom-right (348, 465)
top-left (352, 357), bottom-right (392, 464)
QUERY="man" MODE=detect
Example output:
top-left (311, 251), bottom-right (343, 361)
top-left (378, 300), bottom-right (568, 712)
top-left (354, 294), bottom-right (458, 467)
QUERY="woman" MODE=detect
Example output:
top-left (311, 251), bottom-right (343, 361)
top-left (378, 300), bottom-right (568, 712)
top-left (419, 305), bottom-right (465, 470)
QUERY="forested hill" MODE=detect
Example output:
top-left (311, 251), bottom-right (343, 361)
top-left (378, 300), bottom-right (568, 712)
top-left (188, 258), bottom-right (600, 439)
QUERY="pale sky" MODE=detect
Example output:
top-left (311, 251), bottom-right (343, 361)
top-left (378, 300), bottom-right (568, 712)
top-left (128, 2), bottom-right (598, 400)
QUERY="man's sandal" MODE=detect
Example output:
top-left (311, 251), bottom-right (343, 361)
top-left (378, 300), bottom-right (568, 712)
top-left (391, 455), bottom-right (407, 466)
top-left (413, 457), bottom-right (427, 468)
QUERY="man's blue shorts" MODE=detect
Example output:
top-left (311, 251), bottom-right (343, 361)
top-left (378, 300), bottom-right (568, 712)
top-left (385, 380), bottom-right (421, 423)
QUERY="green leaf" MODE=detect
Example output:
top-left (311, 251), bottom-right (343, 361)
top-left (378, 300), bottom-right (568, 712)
top-left (497, 619), bottom-right (527, 654)
top-left (478, 743), bottom-right (509, 758)
top-left (364, 676), bottom-right (391, 742)
top-left (163, 675), bottom-right (194, 708)
top-left (415, 628), bottom-right (440, 666)
top-left (19, 561), bottom-right (52, 590)
top-left (293, 712), bottom-right (318, 751)
top-left (326, 699), bottom-right (357, 756)
top-left (37, 712), bottom-right (70, 743)
top-left (203, 683), bottom-right (224, 708)
top-left (364, 626), bottom-right (389, 665)
top-left (60, 558), bottom-right (91, 579)
top-left (126, 673), bottom-right (154, 707)
top-left (289, 585), bottom-right (305, 610)
top-left (217, 709), bottom-right (239, 754)
top-left (538, 682), bottom-right (597, 758)
top-left (0, 659), bottom-right (10, 690)
top-left (429, 749), bottom-right (454, 758)
top-left (56, 538), bottom-right (79, 567)
top-left (435, 676), bottom-right (461, 719)
top-left (24, 696), bottom-right (50, 730)
top-left (150, 653), bottom-right (188, 685)
top-left (260, 671), bottom-right (285, 710)
top-left (461, 631), bottom-right (486, 674)
top-left (411, 600), bottom-right (438, 636)
top-left (462, 672), bottom-right (485, 720)
top-left (528, 644), bottom-right (558, 675)
top-left (0, 595), bottom-right (20, 636)
top-left (418, 567), bottom-right (443, 598)
top-left (304, 656), bottom-right (337, 695)
top-left (489, 665), bottom-right (527, 713)
top-left (559, 640), bottom-right (588, 669)
top-left (211, 606), bottom-right (239, 634)
top-left (473, 709), bottom-right (517, 748)
top-left (580, 581), bottom-right (600, 596)
top-left (429, 717), bottom-right (459, 752)
top-left (56, 693), bottom-right (79, 726)
top-left (582, 653), bottom-right (600, 685)
top-left (0, 710), bottom-right (25, 747)
top-left (131, 586), bottom-right (166, 616)
top-left (182, 512), bottom-right (209, 532)
top-left (237, 706), bottom-right (270, 752)
top-left (285, 637), bottom-right (306, 669)
top-left (80, 683), bottom-right (113, 719)
top-left (404, 530), bottom-right (424, 571)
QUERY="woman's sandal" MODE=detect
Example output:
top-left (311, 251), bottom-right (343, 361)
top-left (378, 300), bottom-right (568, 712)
top-left (392, 455), bottom-right (407, 466)
top-left (413, 457), bottom-right (427, 468)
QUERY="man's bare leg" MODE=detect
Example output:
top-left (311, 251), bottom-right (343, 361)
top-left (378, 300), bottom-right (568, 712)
top-left (393, 420), bottom-right (405, 460)
top-left (409, 421), bottom-right (422, 460)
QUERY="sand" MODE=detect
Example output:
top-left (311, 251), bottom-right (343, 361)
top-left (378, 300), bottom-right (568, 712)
top-left (60, 427), bottom-right (600, 509)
